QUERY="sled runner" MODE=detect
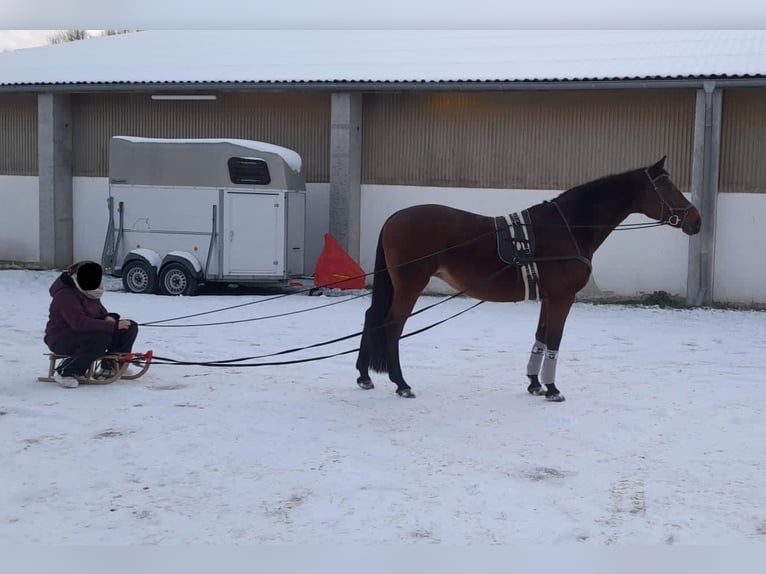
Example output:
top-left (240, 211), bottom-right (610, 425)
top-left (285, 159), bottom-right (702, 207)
top-left (38, 350), bottom-right (154, 385)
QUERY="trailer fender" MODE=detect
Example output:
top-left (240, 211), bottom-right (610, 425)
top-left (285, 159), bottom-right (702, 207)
top-left (161, 251), bottom-right (203, 280)
top-left (123, 248), bottom-right (162, 272)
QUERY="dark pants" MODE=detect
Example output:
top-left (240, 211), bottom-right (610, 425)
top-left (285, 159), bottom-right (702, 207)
top-left (51, 321), bottom-right (139, 377)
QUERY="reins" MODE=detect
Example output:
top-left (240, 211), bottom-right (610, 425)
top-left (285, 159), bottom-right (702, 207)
top-left (140, 217), bottom-right (669, 328)
top-left (142, 290), bottom-right (370, 328)
top-left (138, 226), bottom-right (507, 327)
top-left (149, 263), bottom-right (517, 368)
top-left (150, 301), bottom-right (487, 368)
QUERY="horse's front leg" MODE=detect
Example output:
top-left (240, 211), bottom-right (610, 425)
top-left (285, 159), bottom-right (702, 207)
top-left (537, 297), bottom-right (574, 402)
top-left (526, 299), bottom-right (548, 396)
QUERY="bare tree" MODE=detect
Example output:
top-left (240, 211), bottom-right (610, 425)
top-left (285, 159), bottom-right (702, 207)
top-left (101, 30), bottom-right (140, 37)
top-left (48, 30), bottom-right (90, 44)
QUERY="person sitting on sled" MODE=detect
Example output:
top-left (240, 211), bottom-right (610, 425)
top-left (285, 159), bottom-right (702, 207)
top-left (44, 260), bottom-right (139, 388)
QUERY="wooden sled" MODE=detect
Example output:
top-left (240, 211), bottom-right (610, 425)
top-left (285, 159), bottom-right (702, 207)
top-left (38, 350), bottom-right (154, 385)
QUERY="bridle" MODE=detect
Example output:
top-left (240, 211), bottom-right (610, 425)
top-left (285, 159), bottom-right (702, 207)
top-left (644, 169), bottom-right (694, 228)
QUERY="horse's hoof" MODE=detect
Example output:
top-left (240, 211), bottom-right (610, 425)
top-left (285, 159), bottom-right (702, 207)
top-left (357, 378), bottom-right (374, 390)
top-left (527, 384), bottom-right (544, 395)
top-left (396, 388), bottom-right (416, 398)
top-left (545, 393), bottom-right (566, 402)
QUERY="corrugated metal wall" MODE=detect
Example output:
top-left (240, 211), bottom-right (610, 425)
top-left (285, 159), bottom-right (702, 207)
top-left (71, 92), bottom-right (331, 181)
top-left (719, 88), bottom-right (766, 193)
top-left (0, 93), bottom-right (38, 176)
top-left (363, 90), bottom-right (696, 192)
top-left (11, 86), bottom-right (766, 195)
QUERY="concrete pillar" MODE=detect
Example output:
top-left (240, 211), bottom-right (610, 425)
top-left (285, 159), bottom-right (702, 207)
top-left (329, 92), bottom-right (362, 262)
top-left (687, 82), bottom-right (722, 306)
top-left (38, 93), bottom-right (73, 269)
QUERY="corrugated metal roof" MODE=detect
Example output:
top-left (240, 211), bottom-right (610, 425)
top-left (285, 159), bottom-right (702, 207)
top-left (1, 30), bottom-right (765, 88)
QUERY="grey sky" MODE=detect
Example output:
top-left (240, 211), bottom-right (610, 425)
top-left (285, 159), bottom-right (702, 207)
top-left (0, 30), bottom-right (56, 52)
top-left (0, 30), bottom-right (114, 52)
top-left (1, 0), bottom-right (765, 52)
top-left (2, 1), bottom-right (766, 29)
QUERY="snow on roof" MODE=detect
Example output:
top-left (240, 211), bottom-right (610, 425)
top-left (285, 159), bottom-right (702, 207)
top-left (114, 136), bottom-right (303, 173)
top-left (1, 30), bottom-right (766, 87)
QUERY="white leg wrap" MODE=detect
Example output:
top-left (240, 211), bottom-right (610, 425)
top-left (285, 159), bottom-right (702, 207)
top-left (526, 340), bottom-right (546, 376)
top-left (540, 349), bottom-right (559, 386)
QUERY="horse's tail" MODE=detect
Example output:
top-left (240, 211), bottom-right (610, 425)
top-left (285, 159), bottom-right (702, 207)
top-left (365, 233), bottom-right (394, 373)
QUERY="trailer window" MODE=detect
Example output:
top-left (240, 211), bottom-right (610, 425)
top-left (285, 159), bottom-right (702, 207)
top-left (228, 157), bottom-right (271, 185)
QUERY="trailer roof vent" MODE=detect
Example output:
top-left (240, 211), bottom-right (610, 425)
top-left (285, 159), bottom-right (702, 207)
top-left (228, 157), bottom-right (271, 185)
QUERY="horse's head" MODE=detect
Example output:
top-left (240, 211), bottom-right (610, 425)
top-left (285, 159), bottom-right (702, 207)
top-left (639, 156), bottom-right (701, 235)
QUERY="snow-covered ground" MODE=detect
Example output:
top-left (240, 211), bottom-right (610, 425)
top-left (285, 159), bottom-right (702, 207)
top-left (1, 269), bottom-right (765, 544)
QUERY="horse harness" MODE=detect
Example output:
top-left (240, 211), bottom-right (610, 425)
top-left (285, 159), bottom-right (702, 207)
top-left (494, 210), bottom-right (541, 300)
top-left (644, 169), bottom-right (695, 228)
top-left (494, 206), bottom-right (593, 301)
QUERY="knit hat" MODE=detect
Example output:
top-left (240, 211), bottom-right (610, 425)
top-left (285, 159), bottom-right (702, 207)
top-left (73, 261), bottom-right (103, 291)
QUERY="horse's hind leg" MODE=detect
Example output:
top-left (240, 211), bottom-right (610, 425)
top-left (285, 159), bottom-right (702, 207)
top-left (355, 312), bottom-right (375, 390)
top-left (385, 278), bottom-right (430, 398)
top-left (384, 311), bottom-right (415, 398)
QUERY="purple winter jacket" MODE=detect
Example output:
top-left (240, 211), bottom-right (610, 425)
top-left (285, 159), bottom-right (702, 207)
top-left (44, 272), bottom-right (120, 349)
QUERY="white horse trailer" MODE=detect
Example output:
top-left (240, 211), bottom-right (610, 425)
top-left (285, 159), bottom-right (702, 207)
top-left (102, 136), bottom-right (309, 296)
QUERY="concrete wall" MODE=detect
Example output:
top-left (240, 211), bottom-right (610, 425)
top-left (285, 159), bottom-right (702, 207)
top-left (72, 177), bottom-right (110, 264)
top-left (361, 185), bottom-right (691, 299)
top-left (713, 193), bottom-right (766, 304)
top-left (0, 176), bottom-right (39, 262)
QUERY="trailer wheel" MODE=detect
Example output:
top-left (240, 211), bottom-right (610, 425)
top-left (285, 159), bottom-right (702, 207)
top-left (159, 262), bottom-right (199, 296)
top-left (122, 260), bottom-right (158, 294)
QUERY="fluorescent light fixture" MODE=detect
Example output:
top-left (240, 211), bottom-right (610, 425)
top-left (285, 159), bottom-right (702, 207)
top-left (151, 95), bottom-right (217, 101)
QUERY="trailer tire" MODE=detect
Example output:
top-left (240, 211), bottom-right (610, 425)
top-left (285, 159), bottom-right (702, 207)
top-left (159, 262), bottom-right (199, 296)
top-left (122, 259), bottom-right (159, 294)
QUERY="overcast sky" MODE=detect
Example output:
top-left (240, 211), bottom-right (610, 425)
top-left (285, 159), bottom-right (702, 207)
top-left (3, 0), bottom-right (766, 29)
top-left (0, 30), bottom-right (113, 52)
top-left (1, 0), bottom-right (765, 52)
top-left (0, 30), bottom-right (56, 52)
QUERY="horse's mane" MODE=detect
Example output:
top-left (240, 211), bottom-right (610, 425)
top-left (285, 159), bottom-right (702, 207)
top-left (549, 166), bottom-right (649, 244)
top-left (554, 167), bottom-right (644, 204)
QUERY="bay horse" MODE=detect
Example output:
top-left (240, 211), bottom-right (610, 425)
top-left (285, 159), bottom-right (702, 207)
top-left (355, 157), bottom-right (701, 401)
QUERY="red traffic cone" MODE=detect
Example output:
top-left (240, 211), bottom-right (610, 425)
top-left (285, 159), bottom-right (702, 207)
top-left (314, 233), bottom-right (365, 289)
